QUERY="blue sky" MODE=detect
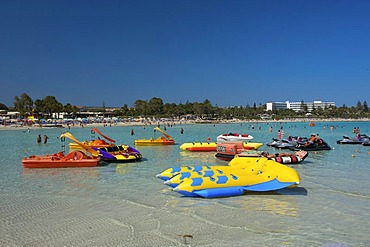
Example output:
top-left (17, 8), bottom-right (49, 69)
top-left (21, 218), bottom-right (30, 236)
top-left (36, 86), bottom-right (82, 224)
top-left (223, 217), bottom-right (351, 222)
top-left (1, 0), bottom-right (370, 108)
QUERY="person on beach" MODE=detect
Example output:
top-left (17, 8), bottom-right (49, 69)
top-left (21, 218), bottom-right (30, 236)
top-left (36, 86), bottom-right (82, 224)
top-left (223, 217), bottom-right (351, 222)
top-left (43, 134), bottom-right (49, 144)
top-left (37, 134), bottom-right (41, 144)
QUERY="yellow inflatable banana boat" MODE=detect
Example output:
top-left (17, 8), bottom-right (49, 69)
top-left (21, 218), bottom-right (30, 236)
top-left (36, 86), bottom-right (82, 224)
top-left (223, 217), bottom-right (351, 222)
top-left (158, 157), bottom-right (300, 198)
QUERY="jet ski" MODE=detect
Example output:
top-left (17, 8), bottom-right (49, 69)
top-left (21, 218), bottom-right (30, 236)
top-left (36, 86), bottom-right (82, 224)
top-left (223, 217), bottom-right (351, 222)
top-left (275, 136), bottom-right (307, 149)
top-left (337, 134), bottom-right (369, 145)
top-left (267, 136), bottom-right (307, 149)
top-left (289, 140), bottom-right (331, 151)
top-left (362, 138), bottom-right (370, 146)
top-left (266, 138), bottom-right (282, 147)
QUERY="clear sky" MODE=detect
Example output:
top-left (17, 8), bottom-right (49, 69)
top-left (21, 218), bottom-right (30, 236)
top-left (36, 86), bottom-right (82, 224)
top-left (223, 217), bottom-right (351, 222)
top-left (1, 0), bottom-right (370, 108)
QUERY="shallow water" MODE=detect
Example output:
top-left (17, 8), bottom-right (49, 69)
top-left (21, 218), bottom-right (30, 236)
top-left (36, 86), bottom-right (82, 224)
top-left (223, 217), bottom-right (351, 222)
top-left (1, 121), bottom-right (370, 246)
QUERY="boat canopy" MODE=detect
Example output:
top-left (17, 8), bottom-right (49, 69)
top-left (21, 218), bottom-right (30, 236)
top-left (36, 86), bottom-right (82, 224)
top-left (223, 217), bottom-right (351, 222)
top-left (154, 127), bottom-right (173, 141)
top-left (91, 127), bottom-right (116, 143)
top-left (60, 132), bottom-right (100, 156)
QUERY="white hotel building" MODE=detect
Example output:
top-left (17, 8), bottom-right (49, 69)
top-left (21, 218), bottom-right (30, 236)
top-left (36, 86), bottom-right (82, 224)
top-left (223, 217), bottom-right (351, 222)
top-left (266, 100), bottom-right (336, 112)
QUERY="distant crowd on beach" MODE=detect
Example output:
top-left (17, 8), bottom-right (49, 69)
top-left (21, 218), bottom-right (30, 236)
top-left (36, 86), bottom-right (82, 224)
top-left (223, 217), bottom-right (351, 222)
top-left (2, 115), bottom-right (370, 132)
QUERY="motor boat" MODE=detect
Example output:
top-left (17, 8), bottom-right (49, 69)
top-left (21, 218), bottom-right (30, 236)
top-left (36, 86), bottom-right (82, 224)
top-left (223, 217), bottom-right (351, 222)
top-left (217, 133), bottom-right (253, 142)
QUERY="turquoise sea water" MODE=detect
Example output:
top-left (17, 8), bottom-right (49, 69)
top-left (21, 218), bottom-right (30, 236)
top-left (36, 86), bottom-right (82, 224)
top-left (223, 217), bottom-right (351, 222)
top-left (1, 121), bottom-right (370, 246)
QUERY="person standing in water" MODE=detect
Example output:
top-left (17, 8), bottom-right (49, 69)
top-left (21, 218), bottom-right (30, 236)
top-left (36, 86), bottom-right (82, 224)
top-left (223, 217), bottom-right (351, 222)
top-left (43, 134), bottom-right (49, 144)
top-left (37, 134), bottom-right (41, 144)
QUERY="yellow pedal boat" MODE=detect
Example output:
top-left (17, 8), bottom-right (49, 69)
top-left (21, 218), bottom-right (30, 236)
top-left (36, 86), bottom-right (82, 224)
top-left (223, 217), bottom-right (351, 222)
top-left (134, 127), bottom-right (175, 145)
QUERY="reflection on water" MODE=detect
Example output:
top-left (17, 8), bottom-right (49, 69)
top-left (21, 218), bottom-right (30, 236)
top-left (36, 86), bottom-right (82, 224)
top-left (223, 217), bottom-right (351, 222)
top-left (115, 163), bottom-right (136, 174)
top-left (22, 167), bottom-right (101, 195)
top-left (164, 191), bottom-right (299, 217)
top-left (22, 167), bottom-right (100, 178)
top-left (22, 167), bottom-right (99, 179)
top-left (179, 151), bottom-right (219, 164)
top-left (137, 145), bottom-right (176, 160)
top-left (239, 195), bottom-right (298, 217)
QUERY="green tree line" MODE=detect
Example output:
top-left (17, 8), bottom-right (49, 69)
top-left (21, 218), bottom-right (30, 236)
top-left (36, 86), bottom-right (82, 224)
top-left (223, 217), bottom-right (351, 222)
top-left (2, 93), bottom-right (370, 120)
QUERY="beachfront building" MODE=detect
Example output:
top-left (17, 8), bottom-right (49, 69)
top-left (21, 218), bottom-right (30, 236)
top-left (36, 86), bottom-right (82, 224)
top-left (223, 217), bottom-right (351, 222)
top-left (266, 100), bottom-right (335, 112)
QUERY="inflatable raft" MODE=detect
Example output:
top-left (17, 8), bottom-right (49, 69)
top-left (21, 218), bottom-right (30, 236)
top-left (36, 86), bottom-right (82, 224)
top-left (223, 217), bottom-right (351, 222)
top-left (157, 157), bottom-right (300, 198)
top-left (97, 145), bottom-right (142, 162)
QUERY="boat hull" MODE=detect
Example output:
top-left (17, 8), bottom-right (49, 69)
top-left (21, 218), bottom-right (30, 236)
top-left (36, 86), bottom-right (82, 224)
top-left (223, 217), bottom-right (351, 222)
top-left (289, 144), bottom-right (331, 151)
top-left (337, 140), bottom-right (362, 144)
top-left (134, 127), bottom-right (175, 145)
top-left (180, 142), bottom-right (263, 152)
top-left (217, 133), bottom-right (253, 143)
top-left (98, 145), bottom-right (142, 162)
top-left (22, 151), bottom-right (101, 168)
top-left (134, 140), bottom-right (175, 145)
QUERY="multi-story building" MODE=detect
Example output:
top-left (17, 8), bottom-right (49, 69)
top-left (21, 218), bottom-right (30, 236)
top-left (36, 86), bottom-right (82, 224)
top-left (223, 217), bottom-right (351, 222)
top-left (266, 100), bottom-right (335, 112)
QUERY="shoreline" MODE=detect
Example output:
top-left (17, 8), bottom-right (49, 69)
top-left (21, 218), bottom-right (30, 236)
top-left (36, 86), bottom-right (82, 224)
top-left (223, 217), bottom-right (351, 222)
top-left (1, 118), bottom-right (369, 131)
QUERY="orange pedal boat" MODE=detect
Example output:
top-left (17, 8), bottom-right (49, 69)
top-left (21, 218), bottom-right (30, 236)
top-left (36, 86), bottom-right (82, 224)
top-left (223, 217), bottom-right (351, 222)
top-left (69, 127), bottom-right (116, 150)
top-left (22, 151), bottom-right (101, 168)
